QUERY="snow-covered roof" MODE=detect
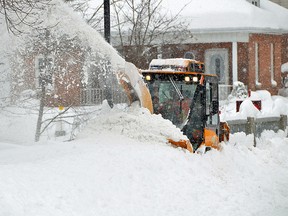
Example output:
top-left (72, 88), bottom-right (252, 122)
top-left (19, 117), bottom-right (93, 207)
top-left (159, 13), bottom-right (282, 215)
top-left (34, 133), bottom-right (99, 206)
top-left (179, 0), bottom-right (288, 33)
top-left (149, 58), bottom-right (196, 67)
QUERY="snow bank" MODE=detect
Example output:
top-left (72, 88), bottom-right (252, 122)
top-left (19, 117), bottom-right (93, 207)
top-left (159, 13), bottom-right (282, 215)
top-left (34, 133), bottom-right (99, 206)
top-left (0, 106), bottom-right (38, 144)
top-left (239, 99), bottom-right (260, 118)
top-left (272, 96), bottom-right (288, 116)
top-left (78, 101), bottom-right (188, 146)
top-left (0, 127), bottom-right (288, 216)
top-left (221, 90), bottom-right (288, 121)
top-left (1, 90), bottom-right (288, 216)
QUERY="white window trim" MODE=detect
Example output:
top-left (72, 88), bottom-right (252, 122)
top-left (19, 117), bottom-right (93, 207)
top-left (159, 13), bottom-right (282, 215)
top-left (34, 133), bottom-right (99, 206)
top-left (270, 43), bottom-right (277, 87)
top-left (255, 43), bottom-right (261, 87)
top-left (232, 42), bottom-right (238, 83)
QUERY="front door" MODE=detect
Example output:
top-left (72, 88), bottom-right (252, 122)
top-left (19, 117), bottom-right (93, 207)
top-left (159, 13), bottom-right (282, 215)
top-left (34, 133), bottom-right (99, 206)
top-left (205, 49), bottom-right (229, 85)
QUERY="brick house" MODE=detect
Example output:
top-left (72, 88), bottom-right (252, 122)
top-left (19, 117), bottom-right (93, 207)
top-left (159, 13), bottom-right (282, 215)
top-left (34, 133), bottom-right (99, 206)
top-left (11, 33), bottom-right (86, 107)
top-left (3, 0), bottom-right (129, 108)
top-left (159, 32), bottom-right (288, 96)
top-left (10, 31), bottom-right (126, 107)
top-left (114, 0), bottom-right (288, 96)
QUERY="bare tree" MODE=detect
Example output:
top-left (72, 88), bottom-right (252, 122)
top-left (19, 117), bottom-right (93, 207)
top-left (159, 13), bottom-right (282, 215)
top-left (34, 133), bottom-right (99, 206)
top-left (0, 0), bottom-right (52, 35)
top-left (65, 0), bottom-right (192, 67)
top-left (64, 0), bottom-right (120, 32)
top-left (64, 0), bottom-right (99, 24)
top-left (111, 0), bottom-right (192, 66)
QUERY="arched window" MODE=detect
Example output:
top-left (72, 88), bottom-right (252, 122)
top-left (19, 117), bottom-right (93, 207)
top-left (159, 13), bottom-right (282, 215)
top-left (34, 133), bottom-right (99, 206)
top-left (184, 52), bottom-right (195, 60)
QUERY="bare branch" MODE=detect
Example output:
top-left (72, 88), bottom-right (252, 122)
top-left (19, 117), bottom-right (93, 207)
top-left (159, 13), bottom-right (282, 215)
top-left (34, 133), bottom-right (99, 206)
top-left (0, 0), bottom-right (52, 35)
top-left (40, 105), bottom-right (72, 135)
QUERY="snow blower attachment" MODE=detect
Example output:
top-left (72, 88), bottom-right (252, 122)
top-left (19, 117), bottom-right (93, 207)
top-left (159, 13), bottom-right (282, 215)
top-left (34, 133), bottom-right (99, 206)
top-left (117, 59), bottom-right (229, 153)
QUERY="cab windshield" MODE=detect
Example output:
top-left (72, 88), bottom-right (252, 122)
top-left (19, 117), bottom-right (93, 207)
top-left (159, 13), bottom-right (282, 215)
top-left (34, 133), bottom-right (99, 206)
top-left (147, 76), bottom-right (198, 128)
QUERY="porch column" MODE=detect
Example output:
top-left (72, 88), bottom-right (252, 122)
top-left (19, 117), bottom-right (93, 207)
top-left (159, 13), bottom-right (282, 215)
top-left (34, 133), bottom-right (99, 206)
top-left (232, 42), bottom-right (238, 83)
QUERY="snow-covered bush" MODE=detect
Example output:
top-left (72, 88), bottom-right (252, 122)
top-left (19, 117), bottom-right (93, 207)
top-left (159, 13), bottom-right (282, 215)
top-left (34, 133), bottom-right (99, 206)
top-left (229, 81), bottom-right (248, 100)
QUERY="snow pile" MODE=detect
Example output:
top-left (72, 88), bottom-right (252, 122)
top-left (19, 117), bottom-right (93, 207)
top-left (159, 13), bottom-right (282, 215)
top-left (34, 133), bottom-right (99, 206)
top-left (238, 99), bottom-right (261, 118)
top-left (78, 101), bottom-right (188, 145)
top-left (0, 122), bottom-right (288, 216)
top-left (0, 108), bottom-right (39, 144)
top-left (221, 89), bottom-right (288, 121)
top-left (0, 93), bottom-right (288, 215)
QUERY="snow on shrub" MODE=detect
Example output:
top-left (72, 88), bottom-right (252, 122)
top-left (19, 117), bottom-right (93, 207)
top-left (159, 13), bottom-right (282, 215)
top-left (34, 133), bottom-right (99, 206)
top-left (229, 81), bottom-right (248, 100)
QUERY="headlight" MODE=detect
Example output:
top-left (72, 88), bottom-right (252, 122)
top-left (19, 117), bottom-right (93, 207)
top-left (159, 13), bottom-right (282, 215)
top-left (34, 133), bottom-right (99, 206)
top-left (145, 75), bottom-right (152, 81)
top-left (192, 76), bottom-right (198, 82)
top-left (184, 76), bottom-right (190, 82)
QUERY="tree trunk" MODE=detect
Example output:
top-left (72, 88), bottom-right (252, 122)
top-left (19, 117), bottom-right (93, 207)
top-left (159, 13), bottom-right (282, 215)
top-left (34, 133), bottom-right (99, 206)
top-left (35, 84), bottom-right (45, 142)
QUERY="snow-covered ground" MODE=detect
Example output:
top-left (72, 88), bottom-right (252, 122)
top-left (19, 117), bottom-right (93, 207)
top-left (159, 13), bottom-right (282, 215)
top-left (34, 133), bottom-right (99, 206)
top-left (0, 97), bottom-right (288, 216)
top-left (1, 0), bottom-right (288, 215)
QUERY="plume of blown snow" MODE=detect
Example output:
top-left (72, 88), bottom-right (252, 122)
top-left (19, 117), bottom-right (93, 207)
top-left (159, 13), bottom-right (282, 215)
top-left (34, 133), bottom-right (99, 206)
top-left (39, 0), bottom-right (125, 69)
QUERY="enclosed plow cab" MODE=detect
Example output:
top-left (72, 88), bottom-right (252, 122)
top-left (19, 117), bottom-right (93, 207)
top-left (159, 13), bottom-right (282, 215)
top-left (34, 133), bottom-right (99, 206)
top-left (117, 62), bottom-right (193, 152)
top-left (141, 58), bottom-right (229, 152)
top-left (117, 58), bottom-right (229, 153)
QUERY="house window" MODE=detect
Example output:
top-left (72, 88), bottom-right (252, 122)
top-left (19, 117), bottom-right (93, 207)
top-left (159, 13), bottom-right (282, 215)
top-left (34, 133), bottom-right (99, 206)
top-left (248, 0), bottom-right (260, 7)
top-left (255, 43), bottom-right (261, 87)
top-left (36, 56), bottom-right (54, 87)
top-left (270, 43), bottom-right (277, 87)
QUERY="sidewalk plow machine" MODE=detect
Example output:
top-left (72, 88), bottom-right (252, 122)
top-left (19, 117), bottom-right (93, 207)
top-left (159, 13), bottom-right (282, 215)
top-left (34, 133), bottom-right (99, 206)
top-left (117, 58), bottom-right (229, 153)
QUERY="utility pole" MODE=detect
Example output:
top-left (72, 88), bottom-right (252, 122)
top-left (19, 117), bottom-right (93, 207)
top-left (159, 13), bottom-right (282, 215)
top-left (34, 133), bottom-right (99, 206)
top-left (104, 0), bottom-right (110, 43)
top-left (103, 0), bottom-right (113, 107)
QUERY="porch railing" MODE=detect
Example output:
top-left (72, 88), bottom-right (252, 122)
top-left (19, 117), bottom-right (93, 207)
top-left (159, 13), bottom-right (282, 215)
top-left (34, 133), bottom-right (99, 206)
top-left (80, 88), bottom-right (128, 105)
top-left (80, 88), bottom-right (103, 105)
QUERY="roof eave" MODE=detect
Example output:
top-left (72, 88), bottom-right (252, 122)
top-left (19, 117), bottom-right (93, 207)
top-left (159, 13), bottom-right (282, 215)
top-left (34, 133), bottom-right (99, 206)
top-left (189, 27), bottom-right (288, 34)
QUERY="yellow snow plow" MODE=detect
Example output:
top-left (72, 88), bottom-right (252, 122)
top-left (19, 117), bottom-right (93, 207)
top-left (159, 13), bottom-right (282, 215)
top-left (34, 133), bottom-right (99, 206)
top-left (117, 59), bottom-right (229, 153)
